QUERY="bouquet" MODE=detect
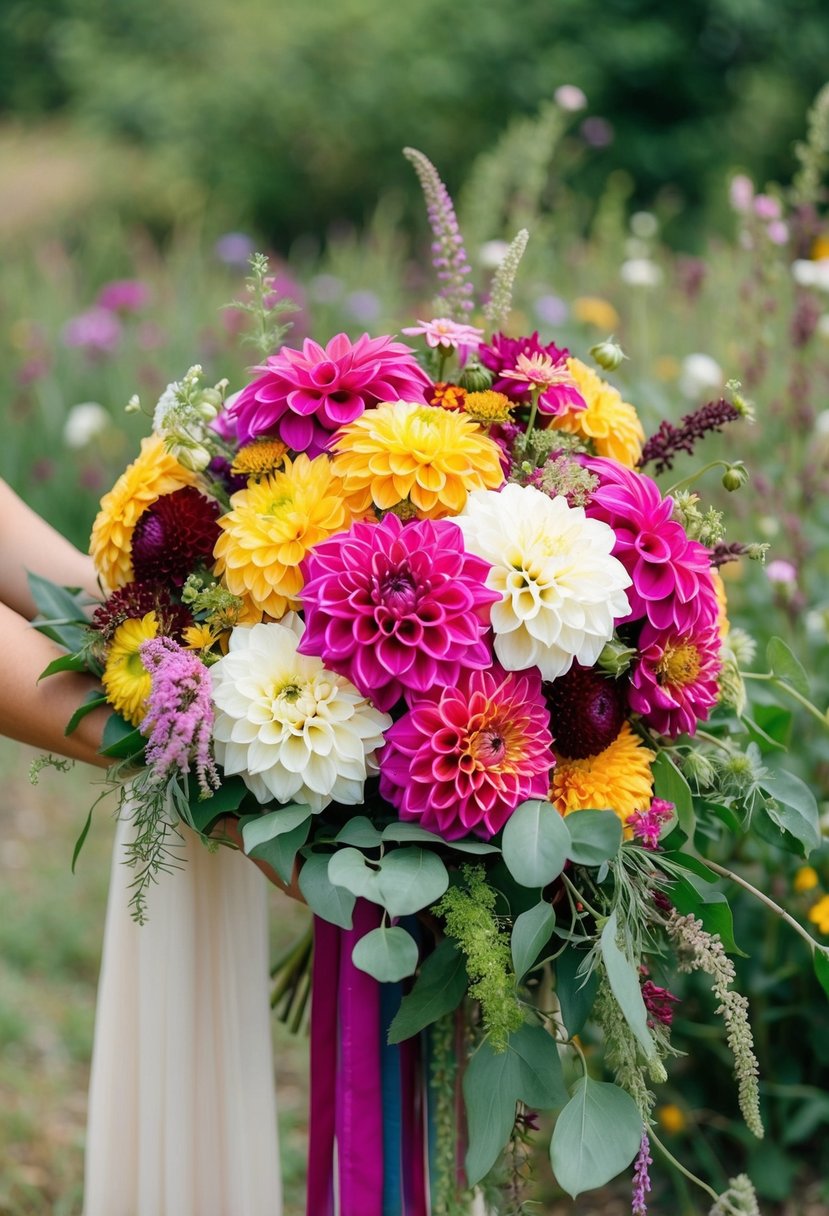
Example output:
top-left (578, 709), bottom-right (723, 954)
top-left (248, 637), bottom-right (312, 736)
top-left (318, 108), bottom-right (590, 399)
top-left (35, 149), bottom-right (829, 1215)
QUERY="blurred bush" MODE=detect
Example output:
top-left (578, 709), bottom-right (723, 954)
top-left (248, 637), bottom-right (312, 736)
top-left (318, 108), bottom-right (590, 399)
top-left (2, 0), bottom-right (829, 244)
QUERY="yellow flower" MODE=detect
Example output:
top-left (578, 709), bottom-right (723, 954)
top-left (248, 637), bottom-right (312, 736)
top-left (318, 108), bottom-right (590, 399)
top-left (794, 866), bottom-right (819, 894)
top-left (808, 894), bottom-right (829, 935)
top-left (231, 438), bottom-right (288, 479)
top-left (653, 355), bottom-right (681, 382)
top-left (711, 570), bottom-right (730, 642)
top-left (572, 296), bottom-right (620, 331)
top-left (213, 453), bottom-right (360, 619)
top-left (812, 235), bottom-right (829, 261)
top-left (331, 400), bottom-right (504, 519)
top-left (90, 435), bottom-right (196, 592)
top-left (548, 358), bottom-right (645, 468)
top-left (463, 391), bottom-right (513, 425)
top-left (550, 722), bottom-right (655, 824)
top-left (657, 1104), bottom-right (687, 1135)
top-left (101, 612), bottom-right (158, 726)
top-left (183, 623), bottom-right (221, 652)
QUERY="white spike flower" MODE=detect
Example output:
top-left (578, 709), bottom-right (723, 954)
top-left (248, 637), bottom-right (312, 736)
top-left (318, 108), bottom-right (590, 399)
top-left (211, 614), bottom-right (391, 811)
top-left (455, 484), bottom-right (631, 680)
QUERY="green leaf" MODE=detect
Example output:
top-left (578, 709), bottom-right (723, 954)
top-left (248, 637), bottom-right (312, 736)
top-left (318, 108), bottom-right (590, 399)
top-left (187, 775), bottom-right (249, 834)
top-left (327, 847), bottom-right (382, 902)
top-left (99, 713), bottom-right (144, 760)
top-left (759, 770), bottom-right (821, 857)
top-left (813, 948), bottom-right (829, 1002)
top-left (351, 925), bottom-right (419, 982)
top-left (248, 818), bottom-right (310, 883)
top-left (334, 816), bottom-right (384, 848)
top-left (375, 848), bottom-right (449, 917)
top-left (744, 703), bottom-right (792, 752)
top-left (511, 900), bottom-right (556, 980)
top-left (381, 823), bottom-right (444, 844)
top-left (241, 804), bottom-right (313, 852)
top-left (555, 947), bottom-right (598, 1038)
top-left (298, 852), bottom-right (355, 929)
top-left (28, 572), bottom-right (91, 653)
top-left (669, 877), bottom-right (745, 956)
top-left (39, 652), bottom-right (90, 679)
top-left (443, 839), bottom-right (501, 855)
top-left (767, 636), bottom-right (810, 697)
top-left (65, 690), bottom-right (108, 736)
top-left (387, 938), bottom-right (467, 1044)
top-left (550, 1077), bottom-right (642, 1198)
top-left (71, 806), bottom-right (94, 873)
top-left (507, 1022), bottom-right (568, 1110)
top-left (564, 810), bottom-right (623, 867)
top-left (600, 911), bottom-right (656, 1061)
top-left (502, 800), bottom-right (570, 888)
top-left (463, 1039), bottom-right (521, 1185)
top-left (652, 751), bottom-right (695, 838)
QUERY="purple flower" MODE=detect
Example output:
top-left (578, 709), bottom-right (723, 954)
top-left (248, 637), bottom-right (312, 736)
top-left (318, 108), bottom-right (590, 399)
top-left (631, 1131), bottom-right (652, 1216)
top-left (214, 232), bottom-right (256, 266)
top-left (627, 798), bottom-right (675, 849)
top-left (641, 978), bottom-right (681, 1027)
top-left (404, 148), bottom-right (474, 318)
top-left (61, 308), bottom-right (122, 357)
top-left (139, 637), bottom-right (220, 798)
top-left (96, 279), bottom-right (151, 313)
top-left (580, 117), bottom-right (614, 147)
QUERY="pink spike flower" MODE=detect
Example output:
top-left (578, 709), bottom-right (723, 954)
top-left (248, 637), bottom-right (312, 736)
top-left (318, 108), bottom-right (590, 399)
top-left (299, 514), bottom-right (498, 711)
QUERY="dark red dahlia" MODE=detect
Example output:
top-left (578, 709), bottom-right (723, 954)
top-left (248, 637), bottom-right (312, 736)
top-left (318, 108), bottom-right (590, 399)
top-left (479, 331), bottom-right (570, 401)
top-left (92, 580), bottom-right (192, 642)
top-left (544, 663), bottom-right (627, 759)
top-left (131, 487), bottom-right (221, 586)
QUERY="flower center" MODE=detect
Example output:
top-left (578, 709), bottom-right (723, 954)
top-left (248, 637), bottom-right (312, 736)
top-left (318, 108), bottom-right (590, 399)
top-left (378, 566), bottom-right (419, 614)
top-left (656, 641), bottom-right (701, 687)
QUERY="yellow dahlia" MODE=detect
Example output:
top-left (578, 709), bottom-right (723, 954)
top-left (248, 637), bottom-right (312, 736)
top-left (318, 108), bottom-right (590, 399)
top-left (101, 611), bottom-right (159, 726)
top-left (463, 391), bottom-right (513, 425)
top-left (331, 400), bottom-right (504, 520)
top-left (90, 435), bottom-right (196, 591)
top-left (231, 438), bottom-right (288, 479)
top-left (712, 569), bottom-right (729, 641)
top-left (548, 358), bottom-right (645, 468)
top-left (550, 722), bottom-right (655, 824)
top-left (213, 453), bottom-right (360, 619)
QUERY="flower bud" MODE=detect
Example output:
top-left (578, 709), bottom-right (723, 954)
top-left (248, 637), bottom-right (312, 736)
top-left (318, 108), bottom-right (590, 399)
top-left (125, 394), bottom-right (141, 414)
top-left (175, 442), bottom-right (212, 473)
top-left (589, 338), bottom-right (627, 372)
top-left (597, 636), bottom-right (636, 678)
top-left (458, 357), bottom-right (494, 392)
top-left (679, 749), bottom-right (715, 789)
top-left (721, 462), bottom-right (748, 491)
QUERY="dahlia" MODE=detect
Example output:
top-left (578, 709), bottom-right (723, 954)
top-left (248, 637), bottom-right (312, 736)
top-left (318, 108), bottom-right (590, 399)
top-left (455, 484), bottom-right (631, 680)
top-left (628, 618), bottom-right (722, 738)
top-left (331, 400), bottom-right (504, 519)
top-left (550, 722), bottom-right (655, 824)
top-left (401, 317), bottom-right (483, 350)
top-left (379, 666), bottom-right (554, 840)
top-left (210, 616), bottom-right (391, 811)
top-left (299, 514), bottom-right (498, 711)
top-left (90, 434), bottom-right (196, 591)
top-left (479, 331), bottom-right (570, 401)
top-left (101, 612), bottom-right (159, 726)
top-left (548, 359), bottom-right (645, 467)
top-left (500, 352), bottom-right (586, 417)
top-left (231, 438), bottom-right (288, 479)
top-left (585, 458), bottom-right (720, 631)
top-left (213, 453), bottom-right (361, 619)
top-left (226, 333), bottom-right (432, 456)
top-left (92, 580), bottom-right (192, 643)
top-left (131, 486), bottom-right (221, 586)
top-left (544, 663), bottom-right (628, 759)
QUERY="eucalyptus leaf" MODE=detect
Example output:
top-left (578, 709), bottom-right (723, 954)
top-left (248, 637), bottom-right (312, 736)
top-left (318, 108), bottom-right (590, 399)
top-left (375, 848), bottom-right (449, 917)
top-left (600, 911), bottom-right (656, 1061)
top-left (248, 817), bottom-right (310, 884)
top-left (767, 636), bottom-right (810, 697)
top-left (463, 1040), bottom-right (521, 1185)
top-left (502, 800), bottom-right (570, 888)
top-left (444, 840), bottom-right (501, 855)
top-left (508, 1022), bottom-right (568, 1110)
top-left (511, 900), bottom-right (556, 980)
top-left (651, 751), bottom-right (695, 838)
top-left (387, 938), bottom-right (467, 1043)
top-left (555, 947), bottom-right (598, 1039)
top-left (381, 823), bottom-right (444, 844)
top-left (351, 925), bottom-right (419, 982)
top-left (550, 1077), bottom-right (642, 1198)
top-left (564, 810), bottom-right (622, 867)
top-left (327, 847), bottom-right (382, 902)
top-left (242, 804), bottom-right (313, 852)
top-left (335, 816), bottom-right (384, 848)
top-left (298, 852), bottom-right (355, 929)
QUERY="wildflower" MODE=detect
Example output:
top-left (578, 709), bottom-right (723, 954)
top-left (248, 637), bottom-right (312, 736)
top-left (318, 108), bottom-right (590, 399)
top-left (808, 895), bottom-right (829, 934)
top-left (61, 307), bottom-right (122, 356)
top-left (794, 866), bottom-right (819, 893)
top-left (101, 612), bottom-right (159, 726)
top-left (639, 398), bottom-right (744, 476)
top-left (430, 382), bottom-right (468, 410)
top-left (379, 666), bottom-right (553, 840)
top-left (479, 331), bottom-right (570, 402)
top-left (501, 352), bottom-right (586, 416)
top-left (766, 559), bottom-right (797, 586)
top-left (631, 1131), bottom-right (652, 1216)
top-left (554, 84), bottom-right (587, 111)
top-left (710, 1175), bottom-right (761, 1216)
top-left (484, 228), bottom-right (530, 331)
top-left (729, 175), bottom-right (755, 213)
top-left (404, 147), bottom-right (475, 318)
top-left (63, 402), bottom-right (110, 449)
top-left (657, 1104), bottom-right (687, 1135)
top-left (401, 317), bottom-right (483, 350)
top-left (641, 976), bottom-right (680, 1024)
top-left (456, 483), bottom-right (630, 680)
top-left (210, 616), bottom-right (391, 811)
top-left (463, 390), bottom-right (513, 425)
top-left (139, 637), bottom-right (219, 797)
top-left (581, 116), bottom-right (614, 147)
top-left (214, 232), bottom-right (256, 266)
top-left (628, 799), bottom-right (675, 849)
top-left (753, 194), bottom-right (782, 221)
top-left (534, 294), bottom-right (569, 326)
top-left (620, 259), bottom-right (663, 288)
top-left (678, 354), bottom-right (724, 401)
top-left (96, 279), bottom-right (151, 313)
top-left (573, 297), bottom-right (621, 330)
top-left (550, 723), bottom-right (655, 823)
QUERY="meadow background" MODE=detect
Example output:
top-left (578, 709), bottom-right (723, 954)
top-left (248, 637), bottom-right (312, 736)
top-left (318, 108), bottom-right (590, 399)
top-left (2, 2), bottom-right (829, 1212)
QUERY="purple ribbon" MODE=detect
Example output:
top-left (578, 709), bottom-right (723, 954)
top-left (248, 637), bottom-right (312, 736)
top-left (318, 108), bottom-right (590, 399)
top-left (400, 1031), bottom-right (428, 1215)
top-left (307, 917), bottom-right (340, 1216)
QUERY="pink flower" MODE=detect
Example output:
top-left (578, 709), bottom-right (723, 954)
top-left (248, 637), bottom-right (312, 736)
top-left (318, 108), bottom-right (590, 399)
top-left (139, 637), bottom-right (219, 797)
top-left (753, 194), bottom-right (782, 221)
top-left (96, 279), bottom-right (151, 313)
top-left (226, 332), bottom-right (432, 455)
top-left (766, 558), bottom-right (797, 585)
top-left (379, 666), bottom-right (554, 839)
top-left (61, 307), bottom-right (122, 356)
top-left (629, 618), bottom-right (722, 738)
top-left (641, 979), bottom-right (680, 1027)
top-left (479, 331), bottom-right (584, 416)
top-left (298, 514), bottom-right (498, 711)
top-left (766, 220), bottom-right (789, 246)
top-left (627, 797), bottom-right (674, 848)
top-left (729, 174), bottom-right (754, 214)
top-left (586, 458), bottom-right (720, 631)
top-left (402, 317), bottom-right (484, 350)
top-left (501, 352), bottom-right (586, 416)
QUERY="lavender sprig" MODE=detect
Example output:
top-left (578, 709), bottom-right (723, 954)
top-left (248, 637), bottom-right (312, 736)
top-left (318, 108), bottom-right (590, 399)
top-left (404, 147), bottom-right (475, 320)
top-left (631, 1131), bottom-right (653, 1216)
top-left (140, 636), bottom-right (220, 798)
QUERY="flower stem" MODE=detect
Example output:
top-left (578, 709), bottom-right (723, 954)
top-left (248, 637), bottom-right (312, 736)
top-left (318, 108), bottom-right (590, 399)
top-left (524, 387), bottom-right (541, 442)
top-left (665, 460), bottom-right (731, 496)
top-left (703, 858), bottom-right (828, 958)
top-left (649, 1129), bottom-right (719, 1203)
top-left (561, 871), bottom-right (604, 922)
top-left (741, 671), bottom-right (829, 730)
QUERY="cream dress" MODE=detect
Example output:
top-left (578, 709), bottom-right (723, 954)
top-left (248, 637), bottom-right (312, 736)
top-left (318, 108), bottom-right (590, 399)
top-left (83, 811), bottom-right (282, 1216)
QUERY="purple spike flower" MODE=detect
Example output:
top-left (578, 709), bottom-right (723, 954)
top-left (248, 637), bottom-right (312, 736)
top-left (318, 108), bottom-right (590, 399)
top-left (631, 1131), bottom-right (653, 1216)
top-left (404, 147), bottom-right (474, 319)
top-left (139, 637), bottom-right (220, 798)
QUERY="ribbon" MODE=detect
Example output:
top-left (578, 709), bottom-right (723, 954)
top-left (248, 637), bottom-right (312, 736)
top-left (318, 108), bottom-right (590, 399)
top-left (306, 916), bottom-right (341, 1216)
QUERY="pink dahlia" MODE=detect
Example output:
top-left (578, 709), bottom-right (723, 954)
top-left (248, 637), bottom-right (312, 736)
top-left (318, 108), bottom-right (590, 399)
top-left (298, 514), bottom-right (498, 711)
top-left (479, 331), bottom-right (585, 416)
top-left (585, 458), bottom-right (719, 631)
top-left (379, 666), bottom-right (554, 840)
top-left (629, 617), bottom-right (722, 738)
top-left (226, 332), bottom-right (432, 455)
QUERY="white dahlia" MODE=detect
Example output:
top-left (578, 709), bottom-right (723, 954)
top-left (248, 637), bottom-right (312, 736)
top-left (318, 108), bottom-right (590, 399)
top-left (455, 483), bottom-right (631, 680)
top-left (210, 615), bottom-right (391, 811)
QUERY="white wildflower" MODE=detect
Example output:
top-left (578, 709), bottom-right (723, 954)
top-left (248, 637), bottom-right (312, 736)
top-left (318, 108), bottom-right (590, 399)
top-left (679, 353), bottom-right (724, 400)
top-left (620, 258), bottom-right (663, 288)
top-left (63, 401), bottom-right (110, 449)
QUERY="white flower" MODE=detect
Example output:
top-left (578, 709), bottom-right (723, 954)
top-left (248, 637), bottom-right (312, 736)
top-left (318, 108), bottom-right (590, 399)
top-left (478, 239), bottom-right (510, 269)
top-left (152, 382), bottom-right (181, 432)
top-left (817, 315), bottom-right (829, 340)
top-left (211, 615), bottom-right (391, 812)
top-left (554, 84), bottom-right (587, 112)
top-left (455, 484), bottom-right (631, 680)
top-left (630, 211), bottom-right (659, 239)
top-left (62, 401), bottom-right (110, 449)
top-left (791, 259), bottom-right (829, 292)
top-left (620, 258), bottom-right (663, 288)
top-left (678, 353), bottom-right (724, 400)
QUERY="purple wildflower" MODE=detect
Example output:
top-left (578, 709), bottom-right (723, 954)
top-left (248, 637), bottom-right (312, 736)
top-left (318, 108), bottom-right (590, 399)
top-left (61, 307), bottom-right (122, 357)
top-left (641, 979), bottom-right (681, 1027)
top-left (627, 798), bottom-right (674, 850)
top-left (139, 637), bottom-right (220, 798)
top-left (404, 147), bottom-right (474, 318)
top-left (631, 1131), bottom-right (652, 1216)
top-left (96, 279), bottom-right (151, 313)
top-left (639, 399), bottom-right (743, 475)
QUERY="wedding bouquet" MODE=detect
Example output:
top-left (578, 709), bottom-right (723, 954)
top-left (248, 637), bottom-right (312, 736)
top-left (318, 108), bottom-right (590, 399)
top-left (35, 150), bottom-right (829, 1215)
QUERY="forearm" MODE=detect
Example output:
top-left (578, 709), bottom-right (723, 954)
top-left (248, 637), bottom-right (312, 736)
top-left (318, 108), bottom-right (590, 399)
top-left (0, 601), bottom-right (111, 767)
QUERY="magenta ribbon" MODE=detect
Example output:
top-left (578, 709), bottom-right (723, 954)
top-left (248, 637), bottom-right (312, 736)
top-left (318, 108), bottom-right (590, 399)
top-left (307, 916), bottom-right (341, 1216)
top-left (400, 1030), bottom-right (428, 1215)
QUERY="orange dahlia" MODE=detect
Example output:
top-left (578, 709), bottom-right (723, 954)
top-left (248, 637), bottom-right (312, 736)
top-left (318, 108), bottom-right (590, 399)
top-left (550, 722), bottom-right (655, 824)
top-left (548, 358), bottom-right (645, 468)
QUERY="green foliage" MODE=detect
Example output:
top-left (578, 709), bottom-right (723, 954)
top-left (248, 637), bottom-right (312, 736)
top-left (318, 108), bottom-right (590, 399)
top-left (501, 799), bottom-right (570, 889)
top-left (387, 939), bottom-right (468, 1044)
top-left (549, 1077), bottom-right (643, 1199)
top-left (351, 924), bottom-right (419, 982)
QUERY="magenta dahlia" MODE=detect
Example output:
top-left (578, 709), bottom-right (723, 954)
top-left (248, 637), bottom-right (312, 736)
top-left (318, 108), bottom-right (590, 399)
top-left (226, 332), bottom-right (433, 455)
top-left (479, 331), bottom-right (585, 415)
top-left (379, 666), bottom-right (554, 840)
top-left (628, 617), bottom-right (722, 738)
top-left (131, 486), bottom-right (221, 587)
top-left (298, 514), bottom-right (498, 711)
top-left (585, 458), bottom-right (719, 631)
